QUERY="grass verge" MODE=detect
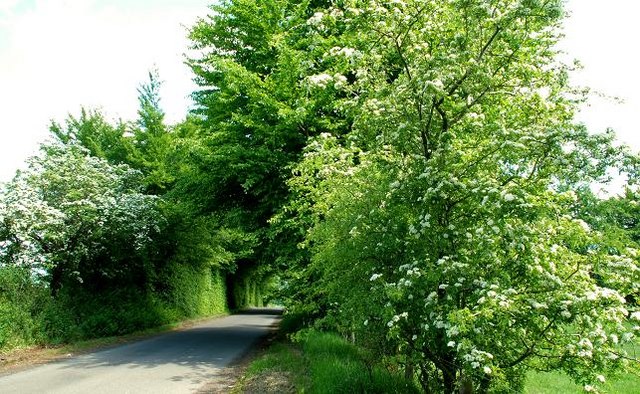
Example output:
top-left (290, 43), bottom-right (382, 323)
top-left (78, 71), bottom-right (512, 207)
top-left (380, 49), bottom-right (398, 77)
top-left (235, 330), bottom-right (419, 394)
top-left (524, 370), bottom-right (640, 394)
top-left (525, 339), bottom-right (640, 393)
top-left (237, 327), bottom-right (639, 394)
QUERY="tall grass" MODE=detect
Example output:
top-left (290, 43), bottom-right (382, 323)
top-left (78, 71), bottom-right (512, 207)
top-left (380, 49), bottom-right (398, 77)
top-left (242, 330), bottom-right (419, 393)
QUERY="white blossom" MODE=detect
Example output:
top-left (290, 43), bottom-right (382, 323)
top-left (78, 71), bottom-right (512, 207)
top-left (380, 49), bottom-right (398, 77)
top-left (370, 273), bottom-right (383, 281)
top-left (308, 73), bottom-right (333, 88)
top-left (575, 219), bottom-right (591, 232)
top-left (307, 12), bottom-right (324, 26)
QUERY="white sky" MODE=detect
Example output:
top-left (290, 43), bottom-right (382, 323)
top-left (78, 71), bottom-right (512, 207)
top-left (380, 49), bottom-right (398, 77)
top-left (562, 0), bottom-right (639, 148)
top-left (0, 0), bottom-right (639, 183)
top-left (0, 0), bottom-right (208, 181)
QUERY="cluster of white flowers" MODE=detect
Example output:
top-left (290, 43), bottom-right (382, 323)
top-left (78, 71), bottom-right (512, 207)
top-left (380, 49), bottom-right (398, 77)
top-left (574, 219), bottom-right (591, 232)
top-left (364, 98), bottom-right (385, 116)
top-left (328, 6), bottom-right (343, 19)
top-left (503, 193), bottom-right (516, 202)
top-left (307, 73), bottom-right (348, 90)
top-left (0, 145), bottom-right (161, 276)
top-left (328, 46), bottom-right (359, 59)
top-left (369, 273), bottom-right (383, 281)
top-left (425, 291), bottom-right (438, 305)
top-left (387, 311), bottom-right (409, 328)
top-left (419, 213), bottom-right (431, 229)
top-left (334, 74), bottom-right (348, 89)
top-left (529, 300), bottom-right (548, 310)
top-left (584, 287), bottom-right (626, 304)
top-left (308, 73), bottom-right (333, 88)
top-left (307, 12), bottom-right (325, 26)
top-left (462, 348), bottom-right (494, 372)
top-left (577, 337), bottom-right (593, 358)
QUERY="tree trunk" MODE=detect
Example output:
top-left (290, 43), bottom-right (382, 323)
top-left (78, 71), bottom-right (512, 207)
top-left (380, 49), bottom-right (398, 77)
top-left (478, 375), bottom-right (491, 394)
top-left (442, 361), bottom-right (457, 394)
top-left (459, 374), bottom-right (474, 394)
top-left (405, 362), bottom-right (414, 381)
top-left (50, 264), bottom-right (64, 297)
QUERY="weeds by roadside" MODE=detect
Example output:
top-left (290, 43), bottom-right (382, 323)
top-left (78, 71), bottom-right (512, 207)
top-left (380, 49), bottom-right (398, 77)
top-left (235, 330), bottom-right (419, 394)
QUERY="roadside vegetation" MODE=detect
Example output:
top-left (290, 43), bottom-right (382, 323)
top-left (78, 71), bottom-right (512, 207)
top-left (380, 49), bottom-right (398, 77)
top-left (525, 337), bottom-right (640, 393)
top-left (1, 1), bottom-right (639, 392)
top-left (0, 73), bottom-right (264, 353)
top-left (238, 329), bottom-right (640, 394)
top-left (238, 329), bottom-right (420, 393)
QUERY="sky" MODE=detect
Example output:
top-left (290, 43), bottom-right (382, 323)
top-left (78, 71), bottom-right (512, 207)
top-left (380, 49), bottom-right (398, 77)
top-left (0, 0), bottom-right (639, 185)
top-left (0, 0), bottom-right (209, 181)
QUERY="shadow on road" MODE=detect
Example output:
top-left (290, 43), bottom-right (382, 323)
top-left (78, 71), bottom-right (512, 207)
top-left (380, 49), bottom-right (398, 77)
top-left (50, 312), bottom-right (281, 387)
top-left (235, 307), bottom-right (284, 315)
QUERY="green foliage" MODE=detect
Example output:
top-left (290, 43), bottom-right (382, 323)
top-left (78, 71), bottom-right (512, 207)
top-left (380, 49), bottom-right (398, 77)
top-left (129, 69), bottom-right (176, 194)
top-left (0, 71), bottom-right (234, 352)
top-left (243, 330), bottom-right (420, 394)
top-left (49, 108), bottom-right (132, 165)
top-left (0, 267), bottom-right (48, 349)
top-left (0, 143), bottom-right (162, 295)
top-left (136, 68), bottom-right (166, 135)
top-left (157, 261), bottom-right (227, 319)
top-left (50, 71), bottom-right (176, 195)
top-left (584, 188), bottom-right (640, 246)
top-left (4, 4), bottom-right (640, 394)
top-left (572, 187), bottom-right (640, 305)
top-left (278, 0), bottom-right (640, 392)
top-left (0, 263), bottom-right (228, 351)
top-left (185, 0), bottom-right (355, 297)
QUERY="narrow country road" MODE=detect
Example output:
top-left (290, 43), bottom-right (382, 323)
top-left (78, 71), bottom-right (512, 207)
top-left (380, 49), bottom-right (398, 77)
top-left (0, 309), bottom-right (281, 394)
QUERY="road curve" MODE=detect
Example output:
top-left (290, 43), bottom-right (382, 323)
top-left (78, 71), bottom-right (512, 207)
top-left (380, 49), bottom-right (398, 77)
top-left (0, 309), bottom-right (281, 394)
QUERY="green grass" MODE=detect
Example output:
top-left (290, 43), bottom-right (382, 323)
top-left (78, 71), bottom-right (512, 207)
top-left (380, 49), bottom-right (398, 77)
top-left (525, 370), bottom-right (640, 394)
top-left (244, 341), bottom-right (309, 389)
top-left (242, 326), bottom-right (640, 393)
top-left (525, 338), bottom-right (640, 393)
top-left (240, 330), bottom-right (419, 394)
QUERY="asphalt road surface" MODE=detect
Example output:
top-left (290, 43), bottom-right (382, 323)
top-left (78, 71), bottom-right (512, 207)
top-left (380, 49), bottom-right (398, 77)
top-left (0, 309), bottom-right (281, 394)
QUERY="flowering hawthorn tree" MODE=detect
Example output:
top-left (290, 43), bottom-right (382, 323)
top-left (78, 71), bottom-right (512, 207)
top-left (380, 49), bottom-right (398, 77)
top-left (0, 144), bottom-right (161, 295)
top-left (285, 0), bottom-right (640, 392)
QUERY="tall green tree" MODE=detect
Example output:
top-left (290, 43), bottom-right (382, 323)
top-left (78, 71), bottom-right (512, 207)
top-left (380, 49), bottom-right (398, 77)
top-left (129, 69), bottom-right (175, 194)
top-left (186, 0), bottom-right (355, 305)
top-left (51, 71), bottom-right (175, 194)
top-left (280, 0), bottom-right (639, 392)
top-left (43, 71), bottom-right (243, 310)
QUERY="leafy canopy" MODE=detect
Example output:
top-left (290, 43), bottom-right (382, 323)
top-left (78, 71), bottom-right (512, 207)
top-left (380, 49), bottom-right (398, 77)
top-left (277, 0), bottom-right (640, 392)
